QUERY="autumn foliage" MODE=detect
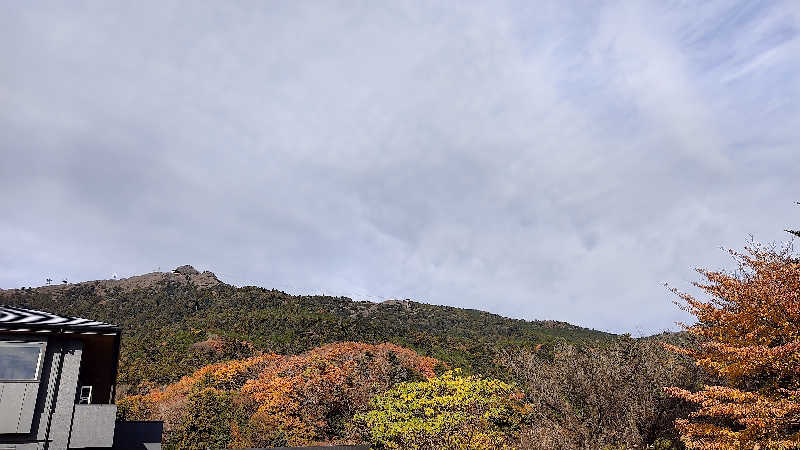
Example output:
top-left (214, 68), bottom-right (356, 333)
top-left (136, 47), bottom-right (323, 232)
top-left (118, 342), bottom-right (441, 448)
top-left (233, 342), bottom-right (440, 447)
top-left (666, 242), bottom-right (800, 448)
top-left (355, 369), bottom-right (530, 449)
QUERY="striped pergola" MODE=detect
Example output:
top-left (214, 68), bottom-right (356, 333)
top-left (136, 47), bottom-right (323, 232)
top-left (0, 305), bottom-right (120, 334)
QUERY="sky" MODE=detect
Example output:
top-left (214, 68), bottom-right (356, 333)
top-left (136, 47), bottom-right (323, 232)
top-left (1, 1), bottom-right (799, 333)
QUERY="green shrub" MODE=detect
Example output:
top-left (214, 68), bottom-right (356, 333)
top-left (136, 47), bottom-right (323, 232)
top-left (166, 388), bottom-right (237, 450)
top-left (116, 394), bottom-right (157, 421)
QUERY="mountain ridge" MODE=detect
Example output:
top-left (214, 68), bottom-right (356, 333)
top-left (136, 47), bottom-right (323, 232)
top-left (1, 265), bottom-right (614, 390)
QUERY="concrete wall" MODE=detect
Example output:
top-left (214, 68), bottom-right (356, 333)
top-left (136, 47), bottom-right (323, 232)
top-left (1, 334), bottom-right (136, 450)
top-left (32, 337), bottom-right (67, 449)
top-left (42, 339), bottom-right (82, 450)
top-left (0, 382), bottom-right (39, 434)
top-left (0, 336), bottom-right (84, 450)
top-left (0, 340), bottom-right (45, 435)
top-left (69, 405), bottom-right (117, 448)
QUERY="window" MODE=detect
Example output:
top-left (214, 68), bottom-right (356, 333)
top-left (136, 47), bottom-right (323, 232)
top-left (0, 341), bottom-right (44, 381)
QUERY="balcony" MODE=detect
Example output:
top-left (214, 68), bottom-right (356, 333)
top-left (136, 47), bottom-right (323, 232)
top-left (69, 404), bottom-right (117, 448)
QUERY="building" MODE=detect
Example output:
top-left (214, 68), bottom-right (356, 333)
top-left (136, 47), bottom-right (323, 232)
top-left (0, 306), bottom-right (161, 450)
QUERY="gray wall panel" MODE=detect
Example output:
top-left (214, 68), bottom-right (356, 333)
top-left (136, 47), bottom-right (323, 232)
top-left (0, 383), bottom-right (25, 433)
top-left (69, 405), bottom-right (116, 448)
top-left (17, 382), bottom-right (38, 433)
top-left (35, 341), bottom-right (62, 445)
top-left (0, 381), bottom-right (39, 433)
top-left (45, 340), bottom-right (82, 450)
top-left (0, 384), bottom-right (6, 433)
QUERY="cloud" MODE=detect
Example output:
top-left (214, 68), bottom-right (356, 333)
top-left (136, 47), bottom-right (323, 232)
top-left (1, 0), bottom-right (798, 333)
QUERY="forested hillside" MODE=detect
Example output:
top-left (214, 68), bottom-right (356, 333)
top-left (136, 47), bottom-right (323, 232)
top-left (0, 265), bottom-right (715, 448)
top-left (0, 265), bottom-right (611, 390)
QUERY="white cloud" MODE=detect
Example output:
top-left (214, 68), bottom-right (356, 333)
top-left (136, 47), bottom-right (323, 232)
top-left (1, 0), bottom-right (798, 333)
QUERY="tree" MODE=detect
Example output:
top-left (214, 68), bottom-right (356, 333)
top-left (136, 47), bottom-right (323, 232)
top-left (666, 242), bottom-right (800, 449)
top-left (500, 338), bottom-right (699, 449)
top-left (118, 342), bottom-right (441, 448)
top-left (235, 342), bottom-right (440, 448)
top-left (354, 369), bottom-right (530, 449)
top-left (170, 388), bottom-right (238, 450)
top-left (786, 202), bottom-right (800, 239)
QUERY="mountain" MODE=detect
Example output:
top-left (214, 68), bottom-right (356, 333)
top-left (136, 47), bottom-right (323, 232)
top-left (1, 265), bottom-right (613, 391)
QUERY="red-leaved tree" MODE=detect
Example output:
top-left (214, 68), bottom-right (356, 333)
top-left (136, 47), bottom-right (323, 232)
top-left (666, 241), bottom-right (800, 448)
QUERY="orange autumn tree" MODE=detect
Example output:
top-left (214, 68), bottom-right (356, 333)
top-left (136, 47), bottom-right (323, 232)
top-left (117, 353), bottom-right (281, 449)
top-left (666, 242), bottom-right (800, 449)
top-left (233, 342), bottom-right (441, 448)
top-left (118, 342), bottom-right (442, 449)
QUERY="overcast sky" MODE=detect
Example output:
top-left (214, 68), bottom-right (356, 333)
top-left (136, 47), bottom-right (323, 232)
top-left (1, 1), bottom-right (799, 333)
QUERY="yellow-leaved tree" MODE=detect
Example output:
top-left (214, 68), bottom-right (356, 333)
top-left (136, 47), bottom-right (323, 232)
top-left (354, 369), bottom-right (531, 449)
top-left (666, 241), bottom-right (800, 449)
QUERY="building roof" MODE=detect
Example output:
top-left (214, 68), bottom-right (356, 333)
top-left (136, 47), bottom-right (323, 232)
top-left (0, 305), bottom-right (120, 334)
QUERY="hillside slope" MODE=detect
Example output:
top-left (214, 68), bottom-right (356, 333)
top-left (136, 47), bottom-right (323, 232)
top-left (1, 265), bottom-right (613, 390)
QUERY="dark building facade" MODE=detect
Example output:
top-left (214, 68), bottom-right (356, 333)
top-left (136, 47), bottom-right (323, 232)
top-left (0, 306), bottom-right (160, 449)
